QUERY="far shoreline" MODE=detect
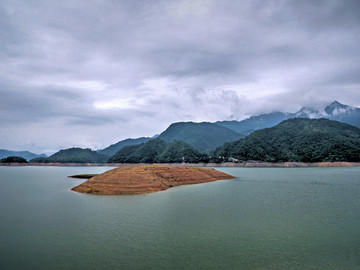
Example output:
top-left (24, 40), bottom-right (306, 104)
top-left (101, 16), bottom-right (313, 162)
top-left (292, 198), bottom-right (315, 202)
top-left (1, 161), bottom-right (360, 168)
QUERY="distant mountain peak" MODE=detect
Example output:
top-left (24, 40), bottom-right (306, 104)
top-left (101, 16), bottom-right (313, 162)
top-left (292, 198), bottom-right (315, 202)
top-left (0, 149), bottom-right (47, 161)
top-left (295, 107), bottom-right (321, 118)
top-left (324, 100), bottom-right (352, 116)
top-left (330, 100), bottom-right (343, 106)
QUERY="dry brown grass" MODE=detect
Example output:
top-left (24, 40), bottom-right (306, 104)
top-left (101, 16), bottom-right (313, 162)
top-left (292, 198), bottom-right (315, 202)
top-left (71, 165), bottom-right (235, 195)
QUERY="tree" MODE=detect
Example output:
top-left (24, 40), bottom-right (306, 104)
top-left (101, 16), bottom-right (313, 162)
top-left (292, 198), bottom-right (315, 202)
top-left (1, 156), bottom-right (28, 163)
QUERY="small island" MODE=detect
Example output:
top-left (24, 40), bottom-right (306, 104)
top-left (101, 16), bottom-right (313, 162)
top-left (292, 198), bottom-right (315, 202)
top-left (71, 165), bottom-right (235, 195)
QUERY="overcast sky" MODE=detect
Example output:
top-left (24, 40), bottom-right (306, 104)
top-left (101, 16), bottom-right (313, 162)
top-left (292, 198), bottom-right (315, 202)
top-left (1, 0), bottom-right (360, 154)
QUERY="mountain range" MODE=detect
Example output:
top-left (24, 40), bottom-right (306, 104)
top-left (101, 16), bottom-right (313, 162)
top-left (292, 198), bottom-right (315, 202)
top-left (216, 101), bottom-right (360, 135)
top-left (144, 100), bottom-right (360, 153)
top-left (2, 101), bottom-right (360, 162)
top-left (0, 149), bottom-right (46, 161)
top-left (31, 117), bottom-right (360, 164)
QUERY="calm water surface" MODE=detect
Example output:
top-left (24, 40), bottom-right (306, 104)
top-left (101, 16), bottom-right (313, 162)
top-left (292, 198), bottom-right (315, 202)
top-left (0, 166), bottom-right (359, 269)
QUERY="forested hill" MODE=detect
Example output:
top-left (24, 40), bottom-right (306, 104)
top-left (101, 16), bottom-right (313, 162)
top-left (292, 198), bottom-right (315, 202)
top-left (30, 148), bottom-right (108, 163)
top-left (213, 118), bottom-right (360, 163)
top-left (158, 122), bottom-right (244, 153)
top-left (97, 137), bottom-right (151, 156)
top-left (108, 139), bottom-right (208, 163)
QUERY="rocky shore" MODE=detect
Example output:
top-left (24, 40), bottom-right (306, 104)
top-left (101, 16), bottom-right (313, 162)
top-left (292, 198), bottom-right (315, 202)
top-left (71, 165), bottom-right (235, 195)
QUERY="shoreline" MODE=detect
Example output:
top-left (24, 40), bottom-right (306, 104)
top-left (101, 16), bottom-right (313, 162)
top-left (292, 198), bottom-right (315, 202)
top-left (1, 161), bottom-right (360, 167)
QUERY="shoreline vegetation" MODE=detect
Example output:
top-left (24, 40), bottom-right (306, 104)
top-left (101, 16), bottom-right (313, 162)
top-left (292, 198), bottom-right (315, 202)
top-left (1, 161), bottom-right (360, 167)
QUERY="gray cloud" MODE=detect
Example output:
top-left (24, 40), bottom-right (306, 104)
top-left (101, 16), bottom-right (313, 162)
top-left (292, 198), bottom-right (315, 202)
top-left (0, 0), bottom-right (359, 154)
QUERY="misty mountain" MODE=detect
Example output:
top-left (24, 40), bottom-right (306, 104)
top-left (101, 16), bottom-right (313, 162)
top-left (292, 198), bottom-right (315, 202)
top-left (98, 137), bottom-right (152, 156)
top-left (293, 106), bottom-right (322, 118)
top-left (213, 118), bottom-right (360, 163)
top-left (216, 101), bottom-right (360, 135)
top-left (0, 149), bottom-right (47, 161)
top-left (325, 101), bottom-right (352, 115)
top-left (31, 147), bottom-right (108, 163)
top-left (216, 112), bottom-right (290, 135)
top-left (158, 122), bottom-right (244, 153)
top-left (324, 101), bottom-right (360, 127)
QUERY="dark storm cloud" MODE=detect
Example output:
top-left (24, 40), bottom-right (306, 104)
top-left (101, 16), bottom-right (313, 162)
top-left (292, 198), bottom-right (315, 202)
top-left (0, 0), bottom-right (359, 153)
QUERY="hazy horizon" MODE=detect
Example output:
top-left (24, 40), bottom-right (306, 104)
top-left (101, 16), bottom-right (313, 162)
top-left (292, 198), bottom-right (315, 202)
top-left (1, 0), bottom-right (360, 154)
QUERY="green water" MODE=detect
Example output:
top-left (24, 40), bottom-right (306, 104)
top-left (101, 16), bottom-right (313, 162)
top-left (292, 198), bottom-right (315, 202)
top-left (0, 166), bottom-right (359, 269)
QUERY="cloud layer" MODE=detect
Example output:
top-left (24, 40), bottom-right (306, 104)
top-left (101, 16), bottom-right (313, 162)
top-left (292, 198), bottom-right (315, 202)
top-left (1, 0), bottom-right (360, 154)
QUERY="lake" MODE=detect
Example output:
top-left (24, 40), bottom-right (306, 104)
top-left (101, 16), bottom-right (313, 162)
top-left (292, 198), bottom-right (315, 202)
top-left (0, 166), bottom-right (359, 269)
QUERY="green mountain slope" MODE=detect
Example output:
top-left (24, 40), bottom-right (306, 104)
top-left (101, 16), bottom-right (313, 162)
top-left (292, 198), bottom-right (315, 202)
top-left (213, 118), bottom-right (360, 162)
top-left (156, 140), bottom-right (207, 163)
top-left (108, 138), bottom-right (166, 163)
top-left (108, 139), bottom-right (207, 163)
top-left (31, 148), bottom-right (108, 163)
top-left (97, 137), bottom-right (151, 156)
top-left (158, 122), bottom-right (244, 153)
